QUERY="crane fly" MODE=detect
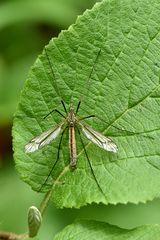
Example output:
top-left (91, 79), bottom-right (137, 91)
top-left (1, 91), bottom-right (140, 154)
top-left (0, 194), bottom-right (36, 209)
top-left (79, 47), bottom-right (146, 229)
top-left (24, 46), bottom-right (118, 194)
top-left (25, 100), bottom-right (118, 162)
top-left (25, 100), bottom-right (118, 193)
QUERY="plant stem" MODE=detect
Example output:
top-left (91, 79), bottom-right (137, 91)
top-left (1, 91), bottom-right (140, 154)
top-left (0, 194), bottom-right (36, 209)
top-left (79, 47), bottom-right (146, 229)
top-left (39, 189), bottom-right (52, 215)
top-left (39, 165), bottom-right (70, 215)
top-left (0, 232), bottom-right (28, 240)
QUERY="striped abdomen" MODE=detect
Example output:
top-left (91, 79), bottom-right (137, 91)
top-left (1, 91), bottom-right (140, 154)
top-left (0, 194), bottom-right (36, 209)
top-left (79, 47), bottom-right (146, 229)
top-left (69, 126), bottom-right (77, 169)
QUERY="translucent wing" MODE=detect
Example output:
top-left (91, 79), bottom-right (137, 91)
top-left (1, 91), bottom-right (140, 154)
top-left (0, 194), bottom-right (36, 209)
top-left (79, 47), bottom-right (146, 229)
top-left (80, 123), bottom-right (118, 153)
top-left (25, 124), bottom-right (63, 153)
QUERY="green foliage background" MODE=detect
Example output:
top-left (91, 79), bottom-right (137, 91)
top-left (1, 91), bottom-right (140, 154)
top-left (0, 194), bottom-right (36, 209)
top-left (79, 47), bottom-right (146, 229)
top-left (2, 0), bottom-right (160, 239)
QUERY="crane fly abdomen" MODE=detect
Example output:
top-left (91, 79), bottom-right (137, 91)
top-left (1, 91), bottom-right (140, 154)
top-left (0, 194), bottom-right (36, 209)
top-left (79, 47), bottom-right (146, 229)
top-left (69, 126), bottom-right (77, 170)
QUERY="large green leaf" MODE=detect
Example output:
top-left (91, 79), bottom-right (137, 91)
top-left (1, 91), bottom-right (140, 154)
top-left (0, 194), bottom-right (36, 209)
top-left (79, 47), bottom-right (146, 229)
top-left (53, 220), bottom-right (160, 240)
top-left (13, 0), bottom-right (160, 208)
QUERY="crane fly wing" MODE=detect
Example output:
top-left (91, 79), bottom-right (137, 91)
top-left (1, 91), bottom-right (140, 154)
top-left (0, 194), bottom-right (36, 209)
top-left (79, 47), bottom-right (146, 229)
top-left (25, 124), bottom-right (63, 153)
top-left (80, 124), bottom-right (118, 153)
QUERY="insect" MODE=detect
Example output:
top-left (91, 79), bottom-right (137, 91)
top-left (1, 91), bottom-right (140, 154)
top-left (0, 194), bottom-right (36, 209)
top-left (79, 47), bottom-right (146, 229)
top-left (25, 100), bottom-right (118, 160)
top-left (25, 47), bottom-right (118, 193)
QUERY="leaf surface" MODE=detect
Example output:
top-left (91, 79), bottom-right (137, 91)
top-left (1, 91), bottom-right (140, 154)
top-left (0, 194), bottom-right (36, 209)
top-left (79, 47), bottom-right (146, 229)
top-left (13, 0), bottom-right (160, 208)
top-left (53, 220), bottom-right (160, 240)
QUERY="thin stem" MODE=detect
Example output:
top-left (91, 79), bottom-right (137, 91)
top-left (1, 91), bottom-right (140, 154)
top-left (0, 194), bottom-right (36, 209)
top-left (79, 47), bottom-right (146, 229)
top-left (39, 165), bottom-right (70, 216)
top-left (0, 231), bottom-right (28, 240)
top-left (39, 190), bottom-right (52, 216)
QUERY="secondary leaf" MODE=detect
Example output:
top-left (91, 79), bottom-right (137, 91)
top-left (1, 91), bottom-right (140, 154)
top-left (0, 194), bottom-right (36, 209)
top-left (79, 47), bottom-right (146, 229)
top-left (13, 0), bottom-right (160, 208)
top-left (53, 220), bottom-right (160, 240)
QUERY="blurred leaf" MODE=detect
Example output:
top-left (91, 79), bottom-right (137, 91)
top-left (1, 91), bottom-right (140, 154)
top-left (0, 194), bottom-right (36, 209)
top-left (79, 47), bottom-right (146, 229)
top-left (0, 163), bottom-right (39, 233)
top-left (0, 23), bottom-right (50, 122)
top-left (13, 0), bottom-right (160, 209)
top-left (0, 0), bottom-right (98, 30)
top-left (1, 23), bottom-right (46, 61)
top-left (54, 220), bottom-right (160, 240)
top-left (0, 54), bottom-right (37, 123)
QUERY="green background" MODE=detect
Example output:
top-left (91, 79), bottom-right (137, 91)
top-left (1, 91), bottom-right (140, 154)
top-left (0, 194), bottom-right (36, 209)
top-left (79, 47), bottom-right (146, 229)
top-left (1, 0), bottom-right (160, 239)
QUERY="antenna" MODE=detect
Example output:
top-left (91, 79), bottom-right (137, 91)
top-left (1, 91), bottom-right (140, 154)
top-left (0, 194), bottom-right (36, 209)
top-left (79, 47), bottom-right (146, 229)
top-left (75, 47), bottom-right (102, 115)
top-left (79, 48), bottom-right (101, 102)
top-left (82, 48), bottom-right (101, 102)
top-left (44, 47), bottom-right (61, 98)
top-left (75, 48), bottom-right (101, 115)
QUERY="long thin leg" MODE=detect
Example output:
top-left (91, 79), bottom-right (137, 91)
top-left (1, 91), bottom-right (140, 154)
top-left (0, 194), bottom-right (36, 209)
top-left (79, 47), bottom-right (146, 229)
top-left (44, 109), bottom-right (66, 119)
top-left (76, 126), bottom-right (107, 199)
top-left (44, 47), bottom-right (60, 97)
top-left (76, 101), bottom-right (81, 115)
top-left (84, 49), bottom-right (101, 98)
top-left (94, 115), bottom-right (153, 139)
top-left (38, 126), bottom-right (68, 192)
top-left (61, 100), bottom-right (67, 113)
top-left (79, 115), bottom-right (95, 121)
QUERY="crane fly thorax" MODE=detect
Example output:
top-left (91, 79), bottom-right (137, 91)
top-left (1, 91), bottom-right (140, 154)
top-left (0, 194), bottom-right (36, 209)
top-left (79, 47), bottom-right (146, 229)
top-left (67, 107), bottom-right (76, 127)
